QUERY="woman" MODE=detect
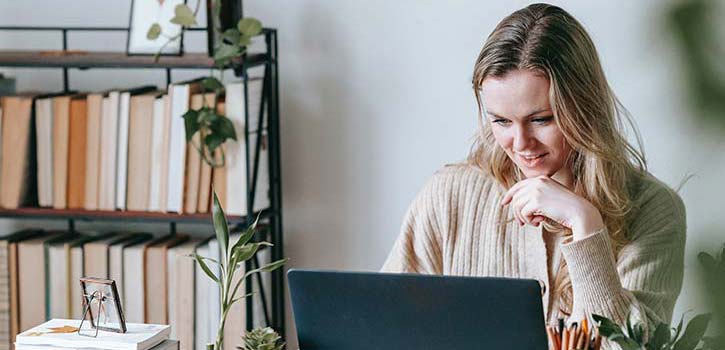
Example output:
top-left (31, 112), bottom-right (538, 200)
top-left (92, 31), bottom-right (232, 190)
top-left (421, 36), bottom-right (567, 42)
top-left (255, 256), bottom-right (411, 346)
top-left (382, 3), bottom-right (686, 337)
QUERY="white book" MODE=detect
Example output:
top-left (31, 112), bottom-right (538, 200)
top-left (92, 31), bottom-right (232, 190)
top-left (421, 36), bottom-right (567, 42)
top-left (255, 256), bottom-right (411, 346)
top-left (16, 319), bottom-right (170, 350)
top-left (207, 239), bottom-right (221, 343)
top-left (15, 339), bottom-right (179, 350)
top-left (166, 246), bottom-right (177, 341)
top-left (116, 91), bottom-right (132, 210)
top-left (148, 95), bottom-right (168, 212)
top-left (123, 243), bottom-right (147, 323)
top-left (224, 79), bottom-right (267, 215)
top-left (99, 92), bottom-right (120, 210)
top-left (47, 243), bottom-right (69, 318)
top-left (166, 83), bottom-right (194, 213)
top-left (69, 244), bottom-right (84, 319)
top-left (34, 97), bottom-right (54, 207)
top-left (194, 242), bottom-right (211, 350)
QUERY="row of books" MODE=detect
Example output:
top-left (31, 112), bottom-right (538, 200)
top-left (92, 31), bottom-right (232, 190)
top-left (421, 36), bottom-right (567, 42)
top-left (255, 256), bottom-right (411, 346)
top-left (0, 229), bottom-right (270, 350)
top-left (0, 77), bottom-right (270, 215)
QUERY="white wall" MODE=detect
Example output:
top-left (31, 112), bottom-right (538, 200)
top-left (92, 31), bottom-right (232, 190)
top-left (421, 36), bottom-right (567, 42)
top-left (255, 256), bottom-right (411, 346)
top-left (2, 1), bottom-right (724, 348)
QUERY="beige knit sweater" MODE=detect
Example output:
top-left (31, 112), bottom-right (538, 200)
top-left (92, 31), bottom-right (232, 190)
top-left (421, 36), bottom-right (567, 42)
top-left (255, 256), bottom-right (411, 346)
top-left (382, 163), bottom-right (686, 339)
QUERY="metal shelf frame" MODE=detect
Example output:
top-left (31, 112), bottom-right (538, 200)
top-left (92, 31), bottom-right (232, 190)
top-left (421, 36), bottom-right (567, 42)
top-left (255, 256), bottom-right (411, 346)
top-left (0, 24), bottom-right (286, 339)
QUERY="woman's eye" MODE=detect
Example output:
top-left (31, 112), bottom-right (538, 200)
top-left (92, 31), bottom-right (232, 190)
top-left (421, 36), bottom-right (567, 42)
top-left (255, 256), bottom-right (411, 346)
top-left (492, 119), bottom-right (510, 125)
top-left (532, 116), bottom-right (553, 124)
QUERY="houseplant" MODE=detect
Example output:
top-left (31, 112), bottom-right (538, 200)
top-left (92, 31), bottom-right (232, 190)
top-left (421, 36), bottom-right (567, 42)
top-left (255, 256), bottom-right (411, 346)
top-left (147, 1), bottom-right (264, 167)
top-left (193, 190), bottom-right (288, 350)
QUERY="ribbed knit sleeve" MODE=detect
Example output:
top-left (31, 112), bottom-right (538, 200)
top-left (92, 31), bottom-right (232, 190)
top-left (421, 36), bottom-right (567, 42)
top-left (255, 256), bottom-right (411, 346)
top-left (381, 169), bottom-right (450, 274)
top-left (560, 177), bottom-right (686, 337)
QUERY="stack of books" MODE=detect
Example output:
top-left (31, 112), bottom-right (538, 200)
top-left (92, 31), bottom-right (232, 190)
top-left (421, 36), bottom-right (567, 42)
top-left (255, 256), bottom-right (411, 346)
top-left (0, 77), bottom-right (270, 215)
top-left (15, 319), bottom-right (177, 350)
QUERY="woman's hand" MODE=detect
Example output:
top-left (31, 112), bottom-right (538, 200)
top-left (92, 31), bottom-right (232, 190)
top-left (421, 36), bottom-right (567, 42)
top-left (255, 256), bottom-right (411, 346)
top-left (500, 175), bottom-right (605, 240)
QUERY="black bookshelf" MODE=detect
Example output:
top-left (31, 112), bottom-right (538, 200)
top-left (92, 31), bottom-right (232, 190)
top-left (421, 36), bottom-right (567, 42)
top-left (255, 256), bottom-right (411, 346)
top-left (0, 25), bottom-right (286, 338)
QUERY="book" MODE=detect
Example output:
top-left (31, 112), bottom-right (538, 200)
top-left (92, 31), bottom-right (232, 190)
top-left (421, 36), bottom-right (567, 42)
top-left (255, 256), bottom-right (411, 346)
top-left (127, 92), bottom-right (160, 211)
top-left (109, 233), bottom-right (152, 308)
top-left (15, 319), bottom-right (171, 350)
top-left (84, 93), bottom-right (104, 210)
top-left (144, 234), bottom-right (188, 324)
top-left (184, 93), bottom-right (215, 214)
top-left (194, 241), bottom-right (212, 350)
top-left (222, 78), bottom-right (268, 216)
top-left (0, 95), bottom-right (36, 209)
top-left (166, 80), bottom-right (201, 213)
top-left (148, 95), bottom-right (170, 212)
top-left (34, 97), bottom-right (54, 207)
top-left (17, 232), bottom-right (70, 332)
top-left (98, 91), bottom-right (120, 211)
top-left (84, 233), bottom-right (137, 280)
top-left (15, 339), bottom-right (179, 350)
top-left (67, 95), bottom-right (88, 209)
top-left (167, 238), bottom-right (207, 350)
top-left (47, 234), bottom-right (78, 319)
top-left (116, 86), bottom-right (156, 211)
top-left (122, 236), bottom-right (160, 324)
top-left (51, 95), bottom-right (71, 209)
top-left (0, 229), bottom-right (43, 350)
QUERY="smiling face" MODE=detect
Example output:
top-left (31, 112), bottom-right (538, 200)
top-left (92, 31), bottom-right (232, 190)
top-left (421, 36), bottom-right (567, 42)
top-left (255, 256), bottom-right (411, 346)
top-left (479, 69), bottom-right (574, 185)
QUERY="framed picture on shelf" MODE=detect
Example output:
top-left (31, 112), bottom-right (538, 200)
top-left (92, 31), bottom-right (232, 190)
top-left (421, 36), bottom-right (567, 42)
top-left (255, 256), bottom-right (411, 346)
top-left (127, 0), bottom-right (186, 55)
top-left (79, 277), bottom-right (127, 335)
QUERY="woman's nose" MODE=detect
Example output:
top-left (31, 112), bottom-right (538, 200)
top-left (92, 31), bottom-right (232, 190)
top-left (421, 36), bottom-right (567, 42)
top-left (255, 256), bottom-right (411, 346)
top-left (512, 125), bottom-right (535, 152)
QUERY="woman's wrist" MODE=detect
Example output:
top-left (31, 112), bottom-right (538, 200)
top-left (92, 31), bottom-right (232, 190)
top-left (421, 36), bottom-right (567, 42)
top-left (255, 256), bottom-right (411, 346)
top-left (570, 203), bottom-right (605, 241)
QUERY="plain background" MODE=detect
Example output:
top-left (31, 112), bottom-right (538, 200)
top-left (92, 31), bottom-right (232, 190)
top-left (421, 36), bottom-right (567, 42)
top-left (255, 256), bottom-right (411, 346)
top-left (1, 1), bottom-right (724, 348)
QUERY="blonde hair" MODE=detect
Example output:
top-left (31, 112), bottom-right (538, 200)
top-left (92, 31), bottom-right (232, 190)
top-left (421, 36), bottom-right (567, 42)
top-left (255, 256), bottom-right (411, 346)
top-left (468, 3), bottom-right (647, 317)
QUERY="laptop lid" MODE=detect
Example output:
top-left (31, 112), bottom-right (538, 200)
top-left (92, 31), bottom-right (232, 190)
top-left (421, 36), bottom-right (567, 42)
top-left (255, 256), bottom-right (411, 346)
top-left (288, 269), bottom-right (548, 350)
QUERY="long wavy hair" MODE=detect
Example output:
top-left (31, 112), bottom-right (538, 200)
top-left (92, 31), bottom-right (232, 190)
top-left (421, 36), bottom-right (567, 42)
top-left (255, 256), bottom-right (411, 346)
top-left (468, 3), bottom-right (647, 317)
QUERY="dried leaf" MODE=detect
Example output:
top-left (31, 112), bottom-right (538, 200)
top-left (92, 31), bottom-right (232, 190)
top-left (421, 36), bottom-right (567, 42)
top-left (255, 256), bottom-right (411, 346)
top-left (48, 325), bottom-right (79, 333)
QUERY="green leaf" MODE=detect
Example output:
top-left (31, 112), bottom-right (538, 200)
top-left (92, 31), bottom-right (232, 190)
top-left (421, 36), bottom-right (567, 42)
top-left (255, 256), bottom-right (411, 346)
top-left (198, 107), bottom-right (218, 126)
top-left (204, 133), bottom-right (225, 154)
top-left (593, 314), bottom-right (625, 337)
top-left (674, 314), bottom-right (711, 350)
top-left (170, 4), bottom-right (197, 26)
top-left (673, 314), bottom-right (686, 344)
top-left (183, 109), bottom-right (200, 142)
top-left (612, 336), bottom-right (642, 350)
top-left (699, 252), bottom-right (718, 270)
top-left (214, 43), bottom-right (241, 62)
top-left (147, 23), bottom-right (161, 40)
top-left (260, 258), bottom-right (288, 272)
top-left (237, 18), bottom-right (262, 37)
top-left (201, 77), bottom-right (224, 92)
top-left (230, 220), bottom-right (260, 254)
top-left (647, 323), bottom-right (672, 350)
top-left (212, 190), bottom-right (229, 263)
top-left (191, 253), bottom-right (219, 283)
top-left (210, 115), bottom-right (237, 141)
top-left (221, 28), bottom-right (241, 45)
top-left (238, 35), bottom-right (252, 47)
top-left (186, 253), bottom-right (219, 266)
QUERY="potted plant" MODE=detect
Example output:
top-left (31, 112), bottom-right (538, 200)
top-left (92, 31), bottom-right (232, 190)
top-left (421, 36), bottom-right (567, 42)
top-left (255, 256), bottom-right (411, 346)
top-left (193, 190), bottom-right (288, 350)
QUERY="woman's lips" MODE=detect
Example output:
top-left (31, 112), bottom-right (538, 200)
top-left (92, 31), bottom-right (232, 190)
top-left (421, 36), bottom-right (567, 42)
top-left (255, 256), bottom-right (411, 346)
top-left (518, 153), bottom-right (548, 167)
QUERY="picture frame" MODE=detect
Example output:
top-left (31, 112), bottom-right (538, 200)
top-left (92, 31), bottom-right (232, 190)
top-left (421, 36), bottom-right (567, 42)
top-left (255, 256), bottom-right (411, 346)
top-left (79, 277), bottom-right (127, 335)
top-left (127, 0), bottom-right (187, 56)
top-left (205, 0), bottom-right (243, 57)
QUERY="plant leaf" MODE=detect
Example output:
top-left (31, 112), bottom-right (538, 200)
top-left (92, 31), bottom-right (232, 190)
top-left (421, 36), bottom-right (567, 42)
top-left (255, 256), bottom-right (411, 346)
top-left (170, 4), bottom-right (197, 26)
top-left (260, 258), bottom-right (288, 272)
top-left (647, 322), bottom-right (672, 350)
top-left (191, 253), bottom-right (219, 283)
top-left (147, 23), bottom-right (162, 40)
top-left (214, 43), bottom-right (240, 63)
top-left (212, 190), bottom-right (229, 264)
top-left (673, 313), bottom-right (711, 350)
top-left (612, 336), bottom-right (642, 350)
top-left (237, 18), bottom-right (262, 37)
top-left (238, 35), bottom-right (252, 47)
top-left (210, 115), bottom-right (237, 141)
top-left (593, 314), bottom-right (625, 337)
top-left (201, 77), bottom-right (224, 92)
top-left (230, 220), bottom-right (259, 255)
top-left (186, 253), bottom-right (219, 266)
top-left (221, 28), bottom-right (241, 45)
top-left (182, 109), bottom-right (200, 142)
top-left (673, 313), bottom-right (686, 344)
top-left (204, 133), bottom-right (225, 154)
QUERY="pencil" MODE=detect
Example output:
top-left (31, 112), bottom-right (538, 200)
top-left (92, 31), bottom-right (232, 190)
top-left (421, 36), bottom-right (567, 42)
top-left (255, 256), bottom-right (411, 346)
top-left (576, 326), bottom-right (586, 350)
top-left (568, 324), bottom-right (577, 350)
top-left (546, 326), bottom-right (557, 350)
top-left (562, 327), bottom-right (570, 350)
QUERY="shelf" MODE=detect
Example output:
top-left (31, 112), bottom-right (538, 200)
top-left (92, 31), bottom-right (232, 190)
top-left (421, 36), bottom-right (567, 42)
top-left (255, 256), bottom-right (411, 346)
top-left (0, 207), bottom-right (271, 225)
top-left (0, 50), bottom-right (269, 69)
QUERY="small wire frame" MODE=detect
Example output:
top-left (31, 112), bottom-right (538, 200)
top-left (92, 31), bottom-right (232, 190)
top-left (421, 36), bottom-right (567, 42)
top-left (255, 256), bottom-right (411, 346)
top-left (77, 277), bottom-right (127, 336)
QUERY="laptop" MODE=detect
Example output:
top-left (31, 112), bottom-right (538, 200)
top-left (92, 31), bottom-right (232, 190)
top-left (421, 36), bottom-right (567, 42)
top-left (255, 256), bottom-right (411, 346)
top-left (288, 269), bottom-right (548, 350)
